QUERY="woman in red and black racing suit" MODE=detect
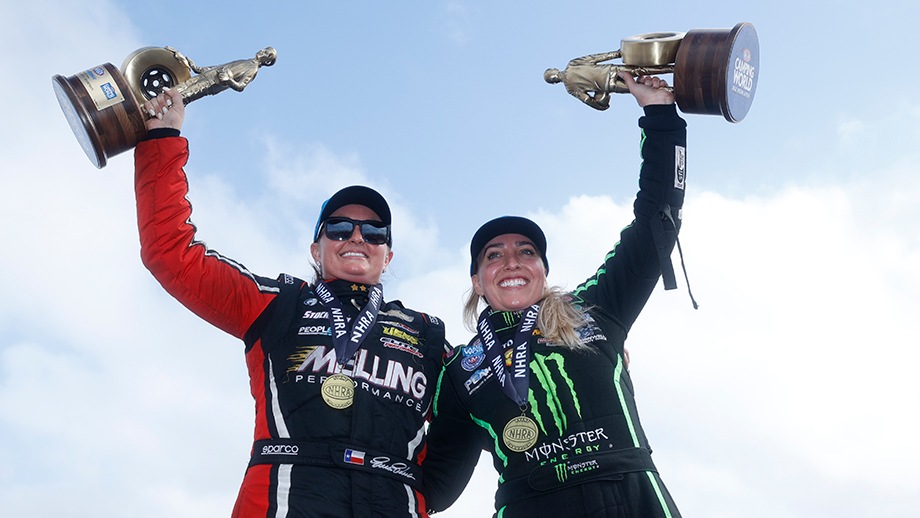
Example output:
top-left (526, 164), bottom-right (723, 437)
top-left (135, 88), bottom-right (447, 518)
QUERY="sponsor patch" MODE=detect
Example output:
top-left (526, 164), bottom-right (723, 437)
top-left (553, 459), bottom-right (600, 484)
top-left (674, 146), bottom-right (686, 190)
top-left (380, 321), bottom-right (420, 336)
top-left (463, 368), bottom-right (491, 394)
top-left (379, 308), bottom-right (415, 322)
top-left (524, 428), bottom-right (610, 463)
top-left (462, 343), bottom-right (484, 357)
top-left (383, 325), bottom-right (420, 345)
top-left (261, 443), bottom-right (299, 456)
top-left (381, 337), bottom-right (424, 358)
top-left (461, 352), bottom-right (485, 371)
top-left (298, 325), bottom-right (331, 336)
top-left (100, 82), bottom-right (117, 100)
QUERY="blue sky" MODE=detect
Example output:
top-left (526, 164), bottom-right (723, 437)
top-left (1, 1), bottom-right (918, 516)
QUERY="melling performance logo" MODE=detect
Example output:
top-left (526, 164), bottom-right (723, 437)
top-left (286, 345), bottom-right (428, 412)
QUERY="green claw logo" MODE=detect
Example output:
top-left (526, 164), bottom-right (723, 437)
top-left (554, 463), bottom-right (568, 483)
top-left (529, 352), bottom-right (581, 436)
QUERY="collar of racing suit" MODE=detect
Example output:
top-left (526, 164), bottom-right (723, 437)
top-left (322, 278), bottom-right (374, 315)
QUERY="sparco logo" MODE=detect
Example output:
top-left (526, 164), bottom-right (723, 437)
top-left (262, 444), bottom-right (299, 456)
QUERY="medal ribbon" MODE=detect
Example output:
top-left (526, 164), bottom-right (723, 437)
top-left (476, 304), bottom-right (540, 409)
top-left (315, 281), bottom-right (384, 369)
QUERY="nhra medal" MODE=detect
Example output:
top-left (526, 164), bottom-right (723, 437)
top-left (314, 281), bottom-right (383, 411)
top-left (321, 373), bottom-right (355, 409)
top-left (477, 306), bottom-right (542, 453)
top-left (502, 415), bottom-right (539, 452)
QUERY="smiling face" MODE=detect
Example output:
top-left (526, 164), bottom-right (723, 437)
top-left (310, 204), bottom-right (393, 285)
top-left (472, 233), bottom-right (547, 312)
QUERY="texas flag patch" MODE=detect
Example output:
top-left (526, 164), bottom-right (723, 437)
top-left (344, 449), bottom-right (365, 465)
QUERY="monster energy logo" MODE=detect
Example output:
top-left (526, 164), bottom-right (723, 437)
top-left (554, 463), bottom-right (568, 483)
top-left (525, 353), bottom-right (610, 464)
top-left (553, 459), bottom-right (600, 484)
top-left (528, 352), bottom-right (581, 436)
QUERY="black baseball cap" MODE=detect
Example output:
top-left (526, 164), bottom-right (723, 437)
top-left (469, 216), bottom-right (549, 275)
top-left (313, 185), bottom-right (392, 243)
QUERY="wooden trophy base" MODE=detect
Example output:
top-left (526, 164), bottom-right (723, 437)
top-left (52, 63), bottom-right (146, 169)
top-left (674, 22), bottom-right (759, 123)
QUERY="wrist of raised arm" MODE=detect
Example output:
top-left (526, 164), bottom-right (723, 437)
top-left (639, 104), bottom-right (686, 131)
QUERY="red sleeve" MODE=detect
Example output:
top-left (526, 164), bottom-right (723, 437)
top-left (134, 136), bottom-right (278, 339)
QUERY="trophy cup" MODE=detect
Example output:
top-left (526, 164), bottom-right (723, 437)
top-left (544, 22), bottom-right (758, 122)
top-left (52, 46), bottom-right (277, 168)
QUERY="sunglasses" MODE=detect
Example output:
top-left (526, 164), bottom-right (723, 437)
top-left (320, 217), bottom-right (390, 245)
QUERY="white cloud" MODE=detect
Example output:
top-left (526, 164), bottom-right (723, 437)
top-left (440, 3), bottom-right (473, 46)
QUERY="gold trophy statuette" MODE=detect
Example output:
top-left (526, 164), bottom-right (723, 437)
top-left (52, 46), bottom-right (277, 168)
top-left (544, 22), bottom-right (758, 122)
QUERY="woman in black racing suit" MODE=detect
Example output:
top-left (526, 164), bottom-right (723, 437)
top-left (424, 72), bottom-right (686, 517)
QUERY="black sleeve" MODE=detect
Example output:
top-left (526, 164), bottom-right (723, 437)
top-left (572, 104), bottom-right (687, 330)
top-left (423, 364), bottom-right (485, 513)
top-left (143, 127), bottom-right (181, 140)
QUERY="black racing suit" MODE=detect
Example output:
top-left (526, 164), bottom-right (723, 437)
top-left (135, 133), bottom-right (448, 518)
top-left (424, 104), bottom-right (687, 518)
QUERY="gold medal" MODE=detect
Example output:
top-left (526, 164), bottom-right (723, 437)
top-left (321, 373), bottom-right (355, 409)
top-left (502, 415), bottom-right (539, 452)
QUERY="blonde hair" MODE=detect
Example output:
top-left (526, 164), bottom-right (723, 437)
top-left (462, 285), bottom-right (592, 351)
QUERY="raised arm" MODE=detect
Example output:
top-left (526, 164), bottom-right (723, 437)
top-left (572, 74), bottom-right (687, 329)
top-left (135, 89), bottom-right (279, 339)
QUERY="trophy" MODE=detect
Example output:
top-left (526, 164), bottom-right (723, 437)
top-left (52, 46), bottom-right (277, 168)
top-left (544, 22), bottom-right (758, 122)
